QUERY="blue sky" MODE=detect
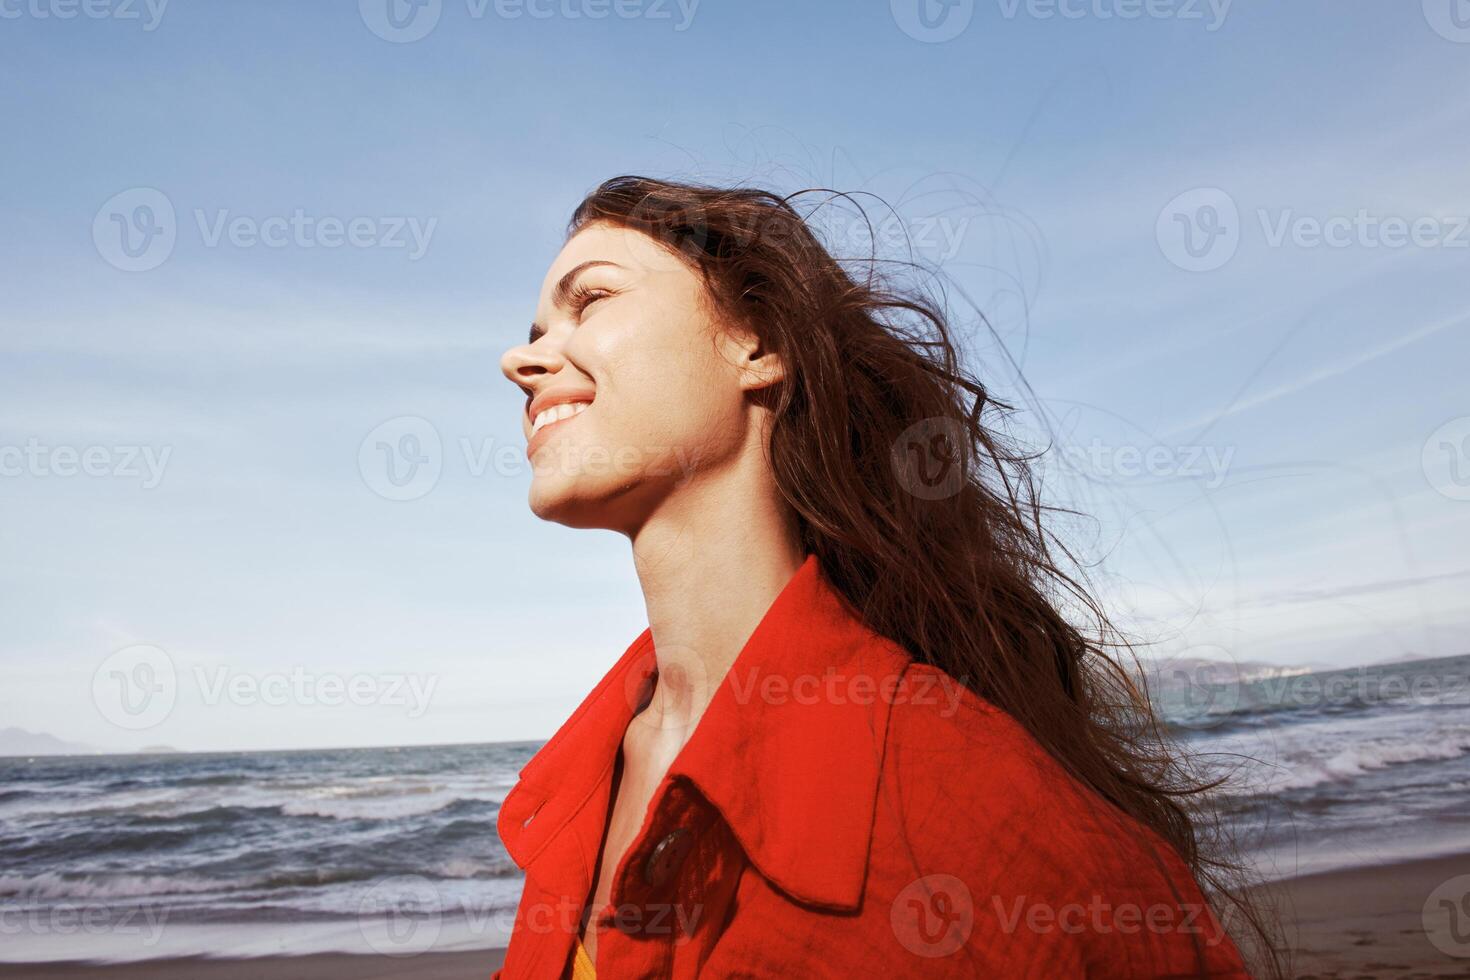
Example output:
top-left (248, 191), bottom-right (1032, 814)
top-left (2, 0), bottom-right (1468, 751)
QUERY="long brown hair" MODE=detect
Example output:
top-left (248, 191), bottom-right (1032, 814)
top-left (569, 175), bottom-right (1281, 977)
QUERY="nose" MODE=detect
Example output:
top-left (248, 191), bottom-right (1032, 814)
top-left (500, 334), bottom-right (563, 398)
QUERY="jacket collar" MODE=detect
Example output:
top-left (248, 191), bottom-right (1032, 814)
top-left (497, 553), bottom-right (910, 911)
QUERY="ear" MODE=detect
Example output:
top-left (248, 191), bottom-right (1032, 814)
top-left (729, 329), bottom-right (785, 392)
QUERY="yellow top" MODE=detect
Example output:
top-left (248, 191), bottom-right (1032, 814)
top-left (571, 938), bottom-right (596, 980)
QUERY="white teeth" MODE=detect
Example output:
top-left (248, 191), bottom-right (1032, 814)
top-left (531, 401), bottom-right (591, 435)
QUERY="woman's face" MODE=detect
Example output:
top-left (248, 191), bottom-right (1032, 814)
top-left (500, 222), bottom-right (774, 533)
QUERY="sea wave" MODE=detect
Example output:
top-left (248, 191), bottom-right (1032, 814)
top-left (0, 859), bottom-right (520, 904)
top-left (0, 872), bottom-right (230, 901)
top-left (0, 781), bottom-right (509, 824)
top-left (1260, 732), bottom-right (1470, 792)
top-left (1210, 724), bottom-right (1470, 796)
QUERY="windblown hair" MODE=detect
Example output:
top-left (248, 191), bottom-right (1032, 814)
top-left (569, 175), bottom-right (1281, 977)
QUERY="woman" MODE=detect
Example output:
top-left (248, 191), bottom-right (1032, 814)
top-left (493, 177), bottom-right (1273, 978)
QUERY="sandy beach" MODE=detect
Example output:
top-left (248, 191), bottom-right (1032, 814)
top-left (6, 853), bottom-right (1470, 978)
top-left (1255, 852), bottom-right (1470, 979)
top-left (0, 948), bottom-right (505, 979)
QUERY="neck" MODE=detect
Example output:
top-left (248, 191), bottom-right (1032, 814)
top-left (627, 446), bottom-right (804, 740)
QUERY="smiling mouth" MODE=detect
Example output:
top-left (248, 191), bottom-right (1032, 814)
top-left (530, 400), bottom-right (591, 437)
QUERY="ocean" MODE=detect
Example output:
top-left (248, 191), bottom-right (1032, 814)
top-left (3, 653), bottom-right (1468, 963)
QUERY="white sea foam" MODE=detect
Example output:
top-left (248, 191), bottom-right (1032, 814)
top-left (1200, 707), bottom-right (1470, 795)
top-left (1, 776), bottom-right (510, 824)
top-left (0, 872), bottom-right (227, 901)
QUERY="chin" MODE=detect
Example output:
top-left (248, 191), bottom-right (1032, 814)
top-left (528, 472), bottom-right (616, 530)
top-left (527, 467), bottom-right (665, 535)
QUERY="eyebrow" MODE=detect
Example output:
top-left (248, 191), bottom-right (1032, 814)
top-left (528, 260), bottom-right (623, 344)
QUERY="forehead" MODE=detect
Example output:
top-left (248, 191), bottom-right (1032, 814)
top-left (538, 223), bottom-right (690, 301)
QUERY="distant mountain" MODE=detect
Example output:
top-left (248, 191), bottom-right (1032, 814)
top-left (1138, 657), bottom-right (1316, 688)
top-left (0, 727), bottom-right (99, 757)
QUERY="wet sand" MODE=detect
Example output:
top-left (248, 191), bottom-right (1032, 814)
top-left (1252, 851), bottom-right (1470, 978)
top-left (0, 948), bottom-right (504, 979)
top-left (6, 853), bottom-right (1470, 978)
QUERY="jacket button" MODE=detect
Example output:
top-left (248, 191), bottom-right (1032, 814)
top-left (643, 828), bottom-right (693, 887)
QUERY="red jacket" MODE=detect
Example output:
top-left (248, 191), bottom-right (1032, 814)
top-left (493, 554), bottom-right (1250, 978)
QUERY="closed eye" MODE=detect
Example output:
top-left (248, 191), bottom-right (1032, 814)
top-left (569, 283), bottom-right (614, 319)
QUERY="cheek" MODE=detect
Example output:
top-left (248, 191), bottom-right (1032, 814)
top-left (588, 310), bottom-right (740, 442)
top-left (614, 342), bottom-right (743, 450)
